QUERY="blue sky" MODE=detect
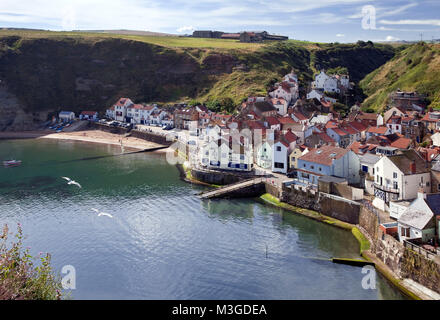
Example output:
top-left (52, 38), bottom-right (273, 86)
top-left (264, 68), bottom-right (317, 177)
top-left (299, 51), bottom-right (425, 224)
top-left (1, 0), bottom-right (439, 42)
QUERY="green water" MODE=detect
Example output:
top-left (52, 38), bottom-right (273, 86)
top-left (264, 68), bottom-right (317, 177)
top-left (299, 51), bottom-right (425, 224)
top-left (0, 139), bottom-right (407, 299)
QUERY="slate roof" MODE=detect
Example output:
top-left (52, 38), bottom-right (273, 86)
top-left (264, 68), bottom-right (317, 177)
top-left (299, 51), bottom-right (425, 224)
top-left (387, 150), bottom-right (429, 175)
top-left (425, 194), bottom-right (440, 215)
top-left (359, 153), bottom-right (380, 165)
top-left (399, 209), bottom-right (433, 230)
top-left (254, 101), bottom-right (277, 113)
top-left (298, 145), bottom-right (349, 166)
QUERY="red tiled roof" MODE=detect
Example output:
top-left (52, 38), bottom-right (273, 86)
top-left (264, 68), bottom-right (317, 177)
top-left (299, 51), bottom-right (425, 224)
top-left (114, 97), bottom-right (133, 107)
top-left (341, 125), bottom-right (358, 135)
top-left (284, 131), bottom-right (298, 143)
top-left (332, 128), bottom-right (349, 136)
top-left (349, 121), bottom-right (368, 132)
top-left (298, 145), bottom-right (349, 166)
top-left (278, 116), bottom-right (296, 125)
top-left (325, 121), bottom-right (338, 129)
top-left (357, 112), bottom-right (378, 121)
top-left (80, 111), bottom-right (97, 115)
top-left (265, 116), bottom-right (281, 126)
top-left (318, 132), bottom-right (335, 143)
top-left (293, 112), bottom-right (308, 121)
top-left (390, 137), bottom-right (411, 149)
top-left (367, 126), bottom-right (388, 134)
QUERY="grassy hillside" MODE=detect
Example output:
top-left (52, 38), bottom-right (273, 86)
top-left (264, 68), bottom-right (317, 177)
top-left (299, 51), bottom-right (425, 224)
top-left (0, 29), bottom-right (397, 121)
top-left (360, 42), bottom-right (440, 112)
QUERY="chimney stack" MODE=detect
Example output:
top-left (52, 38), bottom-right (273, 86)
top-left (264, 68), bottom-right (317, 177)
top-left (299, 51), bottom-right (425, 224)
top-left (410, 160), bottom-right (416, 174)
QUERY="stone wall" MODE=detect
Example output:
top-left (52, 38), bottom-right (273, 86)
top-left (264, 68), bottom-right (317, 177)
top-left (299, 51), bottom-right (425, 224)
top-left (280, 186), bottom-right (320, 212)
top-left (361, 206), bottom-right (440, 294)
top-left (319, 195), bottom-right (360, 224)
top-left (359, 207), bottom-right (380, 246)
top-left (191, 168), bottom-right (257, 185)
top-left (130, 130), bottom-right (172, 146)
top-left (375, 232), bottom-right (405, 278)
top-left (401, 248), bottom-right (440, 294)
top-left (91, 122), bottom-right (127, 135)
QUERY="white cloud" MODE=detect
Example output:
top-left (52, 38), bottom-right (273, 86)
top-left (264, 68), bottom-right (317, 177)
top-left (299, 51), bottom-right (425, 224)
top-left (380, 19), bottom-right (440, 26)
top-left (386, 35), bottom-right (400, 41)
top-left (336, 33), bottom-right (345, 37)
top-left (176, 26), bottom-right (194, 33)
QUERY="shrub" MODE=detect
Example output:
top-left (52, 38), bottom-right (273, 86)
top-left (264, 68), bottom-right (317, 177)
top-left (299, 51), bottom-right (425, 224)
top-left (0, 224), bottom-right (64, 300)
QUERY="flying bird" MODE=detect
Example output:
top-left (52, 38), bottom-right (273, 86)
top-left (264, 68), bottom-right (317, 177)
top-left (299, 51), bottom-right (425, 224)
top-left (91, 208), bottom-right (113, 218)
top-left (61, 176), bottom-right (82, 188)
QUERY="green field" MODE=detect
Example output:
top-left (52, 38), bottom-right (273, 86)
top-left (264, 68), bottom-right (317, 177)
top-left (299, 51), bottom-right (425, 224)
top-left (0, 29), bottom-right (267, 50)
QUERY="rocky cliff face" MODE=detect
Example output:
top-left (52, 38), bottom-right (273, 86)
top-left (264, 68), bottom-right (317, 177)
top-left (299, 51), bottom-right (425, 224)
top-left (0, 36), bottom-right (239, 130)
top-left (0, 85), bottom-right (49, 131)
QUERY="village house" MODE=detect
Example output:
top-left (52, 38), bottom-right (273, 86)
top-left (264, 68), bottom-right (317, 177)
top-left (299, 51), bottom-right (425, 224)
top-left (304, 132), bottom-right (336, 149)
top-left (432, 132), bottom-right (440, 147)
top-left (255, 141), bottom-right (273, 169)
top-left (59, 111), bottom-right (75, 122)
top-left (200, 134), bottom-right (253, 172)
top-left (384, 106), bottom-right (407, 123)
top-left (386, 116), bottom-right (402, 134)
top-left (79, 111), bottom-right (98, 121)
top-left (326, 127), bottom-right (350, 148)
top-left (421, 111), bottom-right (440, 135)
top-left (306, 89), bottom-right (337, 104)
top-left (278, 116), bottom-right (298, 132)
top-left (289, 145), bottom-right (309, 171)
top-left (312, 70), bottom-right (340, 93)
top-left (291, 111), bottom-right (309, 125)
top-left (174, 108), bottom-right (199, 130)
top-left (401, 115), bottom-right (424, 143)
top-left (366, 126), bottom-right (391, 140)
top-left (106, 106), bottom-right (115, 119)
top-left (389, 90), bottom-right (425, 112)
top-left (372, 150), bottom-right (431, 212)
top-left (430, 162), bottom-right (440, 194)
top-left (397, 190), bottom-right (440, 244)
top-left (270, 98), bottom-right (289, 116)
top-left (113, 97), bottom-right (134, 122)
top-left (251, 101), bottom-right (278, 118)
top-left (296, 145), bottom-right (361, 187)
top-left (354, 112), bottom-right (384, 127)
top-left (269, 81), bottom-right (298, 107)
top-left (264, 116), bottom-right (281, 131)
top-left (272, 131), bottom-right (298, 174)
top-left (359, 153), bottom-right (380, 194)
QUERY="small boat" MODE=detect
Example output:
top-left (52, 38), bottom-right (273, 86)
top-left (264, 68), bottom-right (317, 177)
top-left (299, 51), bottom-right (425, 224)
top-left (3, 160), bottom-right (22, 167)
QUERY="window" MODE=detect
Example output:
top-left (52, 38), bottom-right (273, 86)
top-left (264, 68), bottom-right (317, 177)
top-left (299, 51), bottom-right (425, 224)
top-left (401, 227), bottom-right (410, 238)
top-left (303, 164), bottom-right (306, 168)
top-left (376, 167), bottom-right (379, 173)
top-left (319, 167), bottom-right (322, 172)
top-left (393, 172), bottom-right (397, 179)
top-left (393, 182), bottom-right (398, 190)
top-left (277, 146), bottom-right (282, 152)
top-left (311, 165), bottom-right (314, 170)
top-left (274, 162), bottom-right (284, 169)
top-left (373, 168), bottom-right (375, 175)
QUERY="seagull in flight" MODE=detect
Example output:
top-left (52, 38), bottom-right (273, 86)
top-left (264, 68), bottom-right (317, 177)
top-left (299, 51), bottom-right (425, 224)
top-left (61, 177), bottom-right (82, 188)
top-left (91, 208), bottom-right (113, 218)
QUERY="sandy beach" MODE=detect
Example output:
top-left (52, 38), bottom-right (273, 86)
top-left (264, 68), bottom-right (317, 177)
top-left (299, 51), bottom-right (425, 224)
top-left (0, 130), bottom-right (168, 152)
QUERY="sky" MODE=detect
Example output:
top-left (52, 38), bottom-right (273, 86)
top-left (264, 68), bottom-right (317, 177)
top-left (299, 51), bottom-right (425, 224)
top-left (0, 0), bottom-right (439, 43)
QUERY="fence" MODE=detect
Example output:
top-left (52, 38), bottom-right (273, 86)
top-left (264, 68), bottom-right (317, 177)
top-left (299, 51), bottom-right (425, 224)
top-left (403, 239), bottom-right (440, 261)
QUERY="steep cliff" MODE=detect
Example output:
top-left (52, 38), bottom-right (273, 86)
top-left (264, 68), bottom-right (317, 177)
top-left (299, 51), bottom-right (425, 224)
top-left (0, 32), bottom-right (397, 131)
top-left (360, 42), bottom-right (440, 112)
